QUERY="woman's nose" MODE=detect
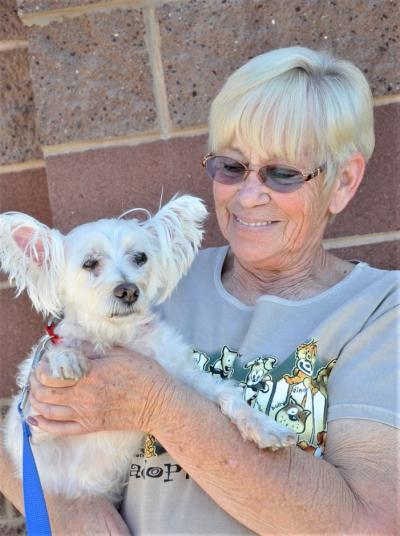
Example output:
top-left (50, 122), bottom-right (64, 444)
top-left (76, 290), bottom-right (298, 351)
top-left (236, 170), bottom-right (271, 206)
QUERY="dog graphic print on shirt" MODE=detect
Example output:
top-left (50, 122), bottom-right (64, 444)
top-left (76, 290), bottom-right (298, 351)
top-left (190, 340), bottom-right (337, 457)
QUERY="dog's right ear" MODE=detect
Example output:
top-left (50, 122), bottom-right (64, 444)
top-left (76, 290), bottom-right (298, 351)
top-left (144, 195), bottom-right (208, 303)
top-left (0, 212), bottom-right (65, 316)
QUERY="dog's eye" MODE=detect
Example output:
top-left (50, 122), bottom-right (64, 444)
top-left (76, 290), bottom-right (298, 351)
top-left (82, 258), bottom-right (98, 271)
top-left (133, 252), bottom-right (147, 266)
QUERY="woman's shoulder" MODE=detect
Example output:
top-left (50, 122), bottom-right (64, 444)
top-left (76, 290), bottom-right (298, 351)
top-left (351, 261), bottom-right (400, 312)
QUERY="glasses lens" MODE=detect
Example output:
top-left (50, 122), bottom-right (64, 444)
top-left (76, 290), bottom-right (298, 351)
top-left (260, 165), bottom-right (304, 193)
top-left (206, 156), bottom-right (246, 184)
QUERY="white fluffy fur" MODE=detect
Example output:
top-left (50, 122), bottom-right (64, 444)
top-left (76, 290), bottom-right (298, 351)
top-left (1, 195), bottom-right (295, 503)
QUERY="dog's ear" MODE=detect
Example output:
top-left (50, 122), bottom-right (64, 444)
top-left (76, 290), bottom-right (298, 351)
top-left (0, 212), bottom-right (65, 316)
top-left (144, 195), bottom-right (208, 303)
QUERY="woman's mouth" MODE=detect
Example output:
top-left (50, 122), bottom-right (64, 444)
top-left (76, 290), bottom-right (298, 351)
top-left (234, 215), bottom-right (278, 227)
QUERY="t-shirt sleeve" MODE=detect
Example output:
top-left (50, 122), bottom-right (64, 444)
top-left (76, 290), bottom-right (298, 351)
top-left (327, 302), bottom-right (400, 429)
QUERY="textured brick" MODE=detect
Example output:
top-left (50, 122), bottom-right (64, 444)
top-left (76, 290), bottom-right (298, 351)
top-left (0, 0), bottom-right (28, 41)
top-left (1, 402), bottom-right (11, 423)
top-left (42, 104), bottom-right (398, 244)
top-left (331, 240), bottom-right (400, 270)
top-left (17, 0), bottom-right (99, 12)
top-left (326, 103), bottom-right (400, 238)
top-left (0, 166), bottom-right (51, 283)
top-left (27, 9), bottom-right (157, 145)
top-left (0, 167), bottom-right (51, 222)
top-left (0, 520), bottom-right (25, 536)
top-left (0, 288), bottom-right (43, 398)
top-left (157, 0), bottom-right (400, 127)
top-left (43, 135), bottom-right (226, 245)
top-left (0, 49), bottom-right (42, 165)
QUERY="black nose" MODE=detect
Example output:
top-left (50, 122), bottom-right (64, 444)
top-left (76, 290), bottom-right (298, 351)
top-left (113, 283), bottom-right (139, 305)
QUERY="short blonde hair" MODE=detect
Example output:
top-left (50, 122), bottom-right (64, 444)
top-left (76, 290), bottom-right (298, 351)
top-left (209, 47), bottom-right (374, 187)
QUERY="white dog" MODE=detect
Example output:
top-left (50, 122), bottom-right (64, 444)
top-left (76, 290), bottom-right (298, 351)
top-left (0, 195), bottom-right (295, 503)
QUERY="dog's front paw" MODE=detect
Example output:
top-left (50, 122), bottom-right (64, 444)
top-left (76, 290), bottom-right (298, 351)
top-left (48, 348), bottom-right (89, 380)
top-left (218, 392), bottom-right (297, 450)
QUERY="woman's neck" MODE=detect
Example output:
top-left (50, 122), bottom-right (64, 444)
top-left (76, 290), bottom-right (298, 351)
top-left (221, 247), bottom-right (355, 305)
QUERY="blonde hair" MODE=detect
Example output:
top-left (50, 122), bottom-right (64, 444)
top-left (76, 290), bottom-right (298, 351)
top-left (209, 47), bottom-right (374, 187)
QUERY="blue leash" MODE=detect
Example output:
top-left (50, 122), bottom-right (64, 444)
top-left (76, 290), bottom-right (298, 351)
top-left (18, 334), bottom-right (53, 536)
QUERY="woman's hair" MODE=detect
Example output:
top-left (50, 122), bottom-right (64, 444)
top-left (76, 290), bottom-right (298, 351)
top-left (209, 47), bottom-right (374, 187)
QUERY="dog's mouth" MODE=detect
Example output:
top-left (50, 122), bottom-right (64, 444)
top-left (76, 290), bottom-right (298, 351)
top-left (109, 308), bottom-right (137, 319)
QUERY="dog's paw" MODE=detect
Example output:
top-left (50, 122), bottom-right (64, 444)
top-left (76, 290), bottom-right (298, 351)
top-left (218, 392), bottom-right (297, 450)
top-left (48, 348), bottom-right (89, 380)
top-left (237, 411), bottom-right (297, 450)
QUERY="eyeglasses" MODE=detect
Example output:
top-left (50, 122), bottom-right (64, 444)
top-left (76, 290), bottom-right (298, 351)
top-left (202, 153), bottom-right (325, 193)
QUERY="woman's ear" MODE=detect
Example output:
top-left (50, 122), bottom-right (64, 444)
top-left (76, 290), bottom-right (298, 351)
top-left (328, 153), bottom-right (366, 215)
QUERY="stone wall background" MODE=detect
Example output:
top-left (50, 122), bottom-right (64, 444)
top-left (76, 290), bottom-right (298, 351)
top-left (0, 0), bottom-right (399, 532)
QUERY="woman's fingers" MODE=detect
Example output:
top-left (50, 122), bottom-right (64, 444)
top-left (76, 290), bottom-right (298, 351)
top-left (30, 371), bottom-right (74, 405)
top-left (29, 390), bottom-right (77, 421)
top-left (34, 358), bottom-right (79, 388)
top-left (28, 415), bottom-right (87, 436)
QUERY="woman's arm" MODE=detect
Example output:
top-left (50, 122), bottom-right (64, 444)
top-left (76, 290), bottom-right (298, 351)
top-left (29, 349), bottom-right (399, 535)
top-left (0, 429), bottom-right (131, 535)
top-left (154, 386), bottom-right (398, 534)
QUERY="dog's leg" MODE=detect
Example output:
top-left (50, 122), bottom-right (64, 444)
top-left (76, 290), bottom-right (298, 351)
top-left (156, 344), bottom-right (296, 450)
top-left (46, 345), bottom-right (89, 380)
top-left (216, 387), bottom-right (297, 449)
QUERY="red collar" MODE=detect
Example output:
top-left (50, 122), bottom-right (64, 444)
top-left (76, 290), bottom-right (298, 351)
top-left (45, 322), bottom-right (62, 345)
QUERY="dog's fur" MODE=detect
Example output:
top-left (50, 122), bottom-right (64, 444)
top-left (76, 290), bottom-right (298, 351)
top-left (0, 195), bottom-right (295, 503)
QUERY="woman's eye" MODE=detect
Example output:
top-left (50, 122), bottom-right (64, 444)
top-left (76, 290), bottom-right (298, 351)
top-left (224, 164), bottom-right (243, 174)
top-left (82, 259), bottom-right (98, 271)
top-left (269, 166), bottom-right (300, 181)
top-left (133, 252), bottom-right (147, 266)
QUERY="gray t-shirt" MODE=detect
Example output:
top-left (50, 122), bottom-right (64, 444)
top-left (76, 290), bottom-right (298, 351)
top-left (122, 246), bottom-right (399, 535)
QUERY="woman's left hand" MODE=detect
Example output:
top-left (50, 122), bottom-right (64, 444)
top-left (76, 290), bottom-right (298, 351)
top-left (28, 347), bottom-right (176, 436)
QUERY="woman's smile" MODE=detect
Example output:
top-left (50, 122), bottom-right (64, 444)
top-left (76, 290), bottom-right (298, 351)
top-left (233, 215), bottom-right (280, 228)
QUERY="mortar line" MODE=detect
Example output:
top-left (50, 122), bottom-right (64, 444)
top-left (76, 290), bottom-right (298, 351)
top-left (18, 0), bottom-right (148, 26)
top-left (373, 94), bottom-right (400, 106)
top-left (0, 281), bottom-right (14, 290)
top-left (143, 4), bottom-right (172, 137)
top-left (0, 40), bottom-right (29, 52)
top-left (0, 159), bottom-right (45, 175)
top-left (323, 230), bottom-right (400, 249)
top-left (42, 125), bottom-right (208, 156)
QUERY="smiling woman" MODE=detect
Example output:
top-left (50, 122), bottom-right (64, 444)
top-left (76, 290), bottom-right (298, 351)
top-left (1, 46), bottom-right (398, 536)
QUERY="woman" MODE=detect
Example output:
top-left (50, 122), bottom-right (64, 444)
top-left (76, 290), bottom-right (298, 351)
top-left (1, 46), bottom-right (398, 534)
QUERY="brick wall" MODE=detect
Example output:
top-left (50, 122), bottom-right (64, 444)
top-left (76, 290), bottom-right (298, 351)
top-left (1, 0), bottom-right (399, 532)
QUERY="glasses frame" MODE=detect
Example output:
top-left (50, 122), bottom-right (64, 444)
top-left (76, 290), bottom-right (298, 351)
top-left (202, 153), bottom-right (325, 190)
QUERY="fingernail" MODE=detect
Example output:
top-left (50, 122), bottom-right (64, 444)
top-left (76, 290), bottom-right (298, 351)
top-left (27, 416), bottom-right (39, 427)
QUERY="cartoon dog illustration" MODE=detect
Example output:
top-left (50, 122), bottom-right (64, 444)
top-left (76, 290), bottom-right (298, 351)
top-left (240, 357), bottom-right (276, 406)
top-left (192, 349), bottom-right (209, 372)
top-left (209, 346), bottom-right (239, 379)
top-left (283, 340), bottom-right (318, 393)
top-left (275, 396), bottom-right (311, 435)
top-left (313, 358), bottom-right (338, 398)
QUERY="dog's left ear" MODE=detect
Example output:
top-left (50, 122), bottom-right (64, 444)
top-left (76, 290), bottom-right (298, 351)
top-left (144, 195), bottom-right (208, 303)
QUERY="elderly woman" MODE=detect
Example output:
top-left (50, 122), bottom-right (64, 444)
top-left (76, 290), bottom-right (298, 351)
top-left (1, 46), bottom-right (398, 534)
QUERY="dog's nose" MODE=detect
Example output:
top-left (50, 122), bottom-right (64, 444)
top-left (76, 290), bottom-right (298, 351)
top-left (113, 283), bottom-right (139, 305)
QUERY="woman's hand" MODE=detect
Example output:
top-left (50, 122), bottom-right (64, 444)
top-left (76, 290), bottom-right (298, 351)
top-left (28, 346), bottom-right (177, 436)
top-left (46, 494), bottom-right (131, 535)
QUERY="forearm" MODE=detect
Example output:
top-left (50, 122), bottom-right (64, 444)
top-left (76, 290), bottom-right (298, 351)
top-left (0, 430), bottom-right (24, 514)
top-left (0, 429), bottom-right (68, 520)
top-left (151, 383), bottom-right (379, 535)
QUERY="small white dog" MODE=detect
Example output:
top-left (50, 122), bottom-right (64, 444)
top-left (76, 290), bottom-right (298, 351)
top-left (0, 195), bottom-right (295, 503)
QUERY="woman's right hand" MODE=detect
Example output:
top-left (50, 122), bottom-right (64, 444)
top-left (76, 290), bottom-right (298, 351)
top-left (47, 494), bottom-right (131, 535)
